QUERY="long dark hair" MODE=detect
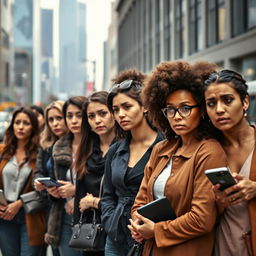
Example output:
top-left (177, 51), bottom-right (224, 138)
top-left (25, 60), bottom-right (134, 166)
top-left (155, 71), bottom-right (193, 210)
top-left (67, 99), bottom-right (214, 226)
top-left (2, 107), bottom-right (39, 163)
top-left (75, 91), bottom-right (111, 179)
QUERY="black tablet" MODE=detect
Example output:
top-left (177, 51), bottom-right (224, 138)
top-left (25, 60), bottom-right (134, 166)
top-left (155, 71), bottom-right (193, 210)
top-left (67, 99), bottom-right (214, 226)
top-left (137, 196), bottom-right (176, 222)
top-left (36, 177), bottom-right (63, 187)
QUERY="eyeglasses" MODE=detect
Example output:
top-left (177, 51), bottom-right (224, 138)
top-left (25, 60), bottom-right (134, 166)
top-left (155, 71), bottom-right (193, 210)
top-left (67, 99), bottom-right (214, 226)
top-left (109, 80), bottom-right (141, 93)
top-left (204, 69), bottom-right (245, 85)
top-left (161, 105), bottom-right (199, 118)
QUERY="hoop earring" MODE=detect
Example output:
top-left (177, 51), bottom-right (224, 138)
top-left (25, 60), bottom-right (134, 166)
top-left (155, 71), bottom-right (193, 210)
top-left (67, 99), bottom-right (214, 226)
top-left (244, 109), bottom-right (248, 117)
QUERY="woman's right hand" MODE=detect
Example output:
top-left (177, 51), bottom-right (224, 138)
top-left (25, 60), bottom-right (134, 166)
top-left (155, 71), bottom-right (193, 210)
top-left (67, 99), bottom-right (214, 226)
top-left (47, 186), bottom-right (61, 198)
top-left (34, 179), bottom-right (46, 192)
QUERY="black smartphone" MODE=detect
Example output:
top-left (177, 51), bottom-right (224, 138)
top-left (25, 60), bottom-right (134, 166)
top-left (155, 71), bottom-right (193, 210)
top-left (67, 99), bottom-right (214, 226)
top-left (0, 189), bottom-right (8, 206)
top-left (205, 167), bottom-right (237, 191)
top-left (36, 177), bottom-right (63, 188)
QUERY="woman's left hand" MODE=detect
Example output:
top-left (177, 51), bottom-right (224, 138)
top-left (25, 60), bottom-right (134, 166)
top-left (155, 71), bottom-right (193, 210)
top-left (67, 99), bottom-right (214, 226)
top-left (229, 173), bottom-right (256, 204)
top-left (79, 193), bottom-right (94, 212)
top-left (57, 181), bottom-right (75, 198)
top-left (1, 200), bottom-right (22, 221)
top-left (128, 212), bottom-right (155, 240)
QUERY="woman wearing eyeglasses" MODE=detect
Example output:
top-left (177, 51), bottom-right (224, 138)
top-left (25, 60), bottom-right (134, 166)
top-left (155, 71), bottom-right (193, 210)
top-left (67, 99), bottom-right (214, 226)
top-left (204, 69), bottom-right (256, 256)
top-left (100, 69), bottom-right (164, 256)
top-left (128, 61), bottom-right (228, 256)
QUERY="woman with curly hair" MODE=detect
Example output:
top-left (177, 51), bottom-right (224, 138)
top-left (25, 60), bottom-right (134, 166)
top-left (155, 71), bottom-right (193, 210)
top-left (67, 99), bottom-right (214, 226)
top-left (0, 107), bottom-right (46, 255)
top-left (204, 69), bottom-right (256, 256)
top-left (101, 69), bottom-right (164, 256)
top-left (129, 61), bottom-right (228, 256)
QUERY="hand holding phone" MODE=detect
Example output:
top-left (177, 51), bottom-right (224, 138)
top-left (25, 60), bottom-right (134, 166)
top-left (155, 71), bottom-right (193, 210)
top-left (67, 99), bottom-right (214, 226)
top-left (205, 167), bottom-right (237, 191)
top-left (36, 177), bottom-right (63, 188)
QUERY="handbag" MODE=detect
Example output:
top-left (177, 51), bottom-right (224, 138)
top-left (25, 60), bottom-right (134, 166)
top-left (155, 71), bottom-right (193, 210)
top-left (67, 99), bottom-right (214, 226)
top-left (20, 190), bottom-right (48, 214)
top-left (127, 242), bottom-right (144, 256)
top-left (69, 210), bottom-right (106, 251)
top-left (69, 175), bottom-right (106, 251)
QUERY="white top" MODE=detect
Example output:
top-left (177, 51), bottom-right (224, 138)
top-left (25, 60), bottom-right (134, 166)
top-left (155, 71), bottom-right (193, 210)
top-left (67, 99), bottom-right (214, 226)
top-left (153, 159), bottom-right (173, 199)
top-left (2, 157), bottom-right (31, 202)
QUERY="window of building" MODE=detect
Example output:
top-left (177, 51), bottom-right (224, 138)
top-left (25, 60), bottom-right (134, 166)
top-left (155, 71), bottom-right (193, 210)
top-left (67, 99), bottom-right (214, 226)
top-left (189, 0), bottom-right (203, 54)
top-left (232, 0), bottom-right (256, 37)
top-left (164, 0), bottom-right (171, 60)
top-left (175, 0), bottom-right (184, 59)
top-left (155, 0), bottom-right (161, 64)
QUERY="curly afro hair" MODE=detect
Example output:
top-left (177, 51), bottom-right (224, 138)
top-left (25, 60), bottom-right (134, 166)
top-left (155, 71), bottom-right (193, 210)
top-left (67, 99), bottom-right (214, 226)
top-left (111, 68), bottom-right (146, 85)
top-left (143, 60), bottom-right (217, 140)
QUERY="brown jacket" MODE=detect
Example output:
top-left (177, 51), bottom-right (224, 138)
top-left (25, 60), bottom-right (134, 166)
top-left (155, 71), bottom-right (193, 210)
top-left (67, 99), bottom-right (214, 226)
top-left (132, 138), bottom-right (228, 256)
top-left (0, 144), bottom-right (46, 246)
top-left (248, 135), bottom-right (256, 256)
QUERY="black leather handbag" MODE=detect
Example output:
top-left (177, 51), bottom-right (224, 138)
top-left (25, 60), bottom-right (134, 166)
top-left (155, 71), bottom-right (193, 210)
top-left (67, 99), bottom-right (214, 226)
top-left (69, 176), bottom-right (106, 251)
top-left (20, 191), bottom-right (48, 214)
top-left (69, 210), bottom-right (106, 251)
top-left (127, 242), bottom-right (144, 256)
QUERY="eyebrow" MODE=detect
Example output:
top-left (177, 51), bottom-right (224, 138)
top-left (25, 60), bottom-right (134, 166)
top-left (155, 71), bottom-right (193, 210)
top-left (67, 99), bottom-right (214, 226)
top-left (166, 101), bottom-right (194, 106)
top-left (205, 93), bottom-right (234, 101)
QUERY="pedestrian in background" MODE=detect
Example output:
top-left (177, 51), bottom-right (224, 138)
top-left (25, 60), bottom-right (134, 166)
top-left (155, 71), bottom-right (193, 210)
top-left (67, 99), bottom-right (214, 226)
top-left (204, 69), bottom-right (256, 256)
top-left (101, 69), bottom-right (164, 256)
top-left (31, 105), bottom-right (45, 132)
top-left (0, 107), bottom-right (46, 256)
top-left (44, 96), bottom-right (87, 256)
top-left (129, 61), bottom-right (227, 256)
top-left (33, 100), bottom-right (68, 256)
top-left (73, 91), bottom-right (116, 256)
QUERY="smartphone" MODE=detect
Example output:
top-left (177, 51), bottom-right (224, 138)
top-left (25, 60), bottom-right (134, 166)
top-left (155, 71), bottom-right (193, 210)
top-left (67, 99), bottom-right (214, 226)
top-left (205, 167), bottom-right (237, 191)
top-left (0, 189), bottom-right (8, 206)
top-left (36, 177), bottom-right (63, 188)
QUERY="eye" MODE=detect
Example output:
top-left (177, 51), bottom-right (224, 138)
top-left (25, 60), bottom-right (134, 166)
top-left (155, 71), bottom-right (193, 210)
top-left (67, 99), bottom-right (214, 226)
top-left (180, 106), bottom-right (191, 112)
top-left (48, 117), bottom-right (54, 123)
top-left (112, 107), bottom-right (119, 113)
top-left (15, 120), bottom-right (21, 125)
top-left (76, 113), bottom-right (82, 119)
top-left (206, 101), bottom-right (216, 108)
top-left (123, 104), bottom-right (131, 110)
top-left (88, 113), bottom-right (95, 120)
top-left (223, 97), bottom-right (233, 105)
top-left (67, 114), bottom-right (73, 119)
top-left (24, 121), bottom-right (31, 126)
top-left (56, 116), bottom-right (63, 121)
top-left (98, 111), bottom-right (108, 117)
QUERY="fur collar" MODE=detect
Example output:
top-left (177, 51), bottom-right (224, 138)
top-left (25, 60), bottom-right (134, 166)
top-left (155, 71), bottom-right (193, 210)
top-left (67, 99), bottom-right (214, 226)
top-left (52, 133), bottom-right (72, 166)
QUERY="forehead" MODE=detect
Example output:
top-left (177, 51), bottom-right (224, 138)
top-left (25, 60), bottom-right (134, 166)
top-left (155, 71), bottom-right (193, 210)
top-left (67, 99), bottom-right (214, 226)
top-left (66, 104), bottom-right (81, 112)
top-left (205, 83), bottom-right (238, 97)
top-left (112, 93), bottom-right (138, 105)
top-left (87, 102), bottom-right (107, 112)
top-left (166, 90), bottom-right (196, 104)
top-left (15, 112), bottom-right (30, 120)
top-left (48, 108), bottom-right (62, 116)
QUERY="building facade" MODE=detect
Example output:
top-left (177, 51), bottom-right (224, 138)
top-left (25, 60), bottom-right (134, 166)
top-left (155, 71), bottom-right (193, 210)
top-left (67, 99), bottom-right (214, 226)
top-left (116, 0), bottom-right (256, 84)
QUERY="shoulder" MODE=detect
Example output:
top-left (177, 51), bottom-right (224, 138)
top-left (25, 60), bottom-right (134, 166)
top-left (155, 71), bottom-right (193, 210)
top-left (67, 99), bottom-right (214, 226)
top-left (197, 138), bottom-right (224, 154)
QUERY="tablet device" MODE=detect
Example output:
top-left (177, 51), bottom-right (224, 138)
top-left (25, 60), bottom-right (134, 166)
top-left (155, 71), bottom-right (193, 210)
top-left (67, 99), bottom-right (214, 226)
top-left (205, 167), bottom-right (237, 191)
top-left (0, 189), bottom-right (8, 206)
top-left (36, 177), bottom-right (63, 187)
top-left (137, 196), bottom-right (176, 222)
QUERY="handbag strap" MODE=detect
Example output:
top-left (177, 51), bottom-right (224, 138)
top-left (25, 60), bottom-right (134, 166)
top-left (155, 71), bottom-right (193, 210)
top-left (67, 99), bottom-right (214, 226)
top-left (99, 175), bottom-right (104, 198)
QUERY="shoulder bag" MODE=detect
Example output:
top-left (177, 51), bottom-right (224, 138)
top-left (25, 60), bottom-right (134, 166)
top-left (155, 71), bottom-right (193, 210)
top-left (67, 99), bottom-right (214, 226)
top-left (69, 175), bottom-right (106, 251)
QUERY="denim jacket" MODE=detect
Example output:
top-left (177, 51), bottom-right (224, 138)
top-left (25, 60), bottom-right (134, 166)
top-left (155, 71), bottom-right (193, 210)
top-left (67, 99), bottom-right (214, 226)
top-left (101, 132), bottom-right (164, 246)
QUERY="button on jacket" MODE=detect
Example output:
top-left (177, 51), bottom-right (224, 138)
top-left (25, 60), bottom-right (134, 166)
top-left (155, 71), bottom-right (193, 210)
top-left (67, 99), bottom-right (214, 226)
top-left (132, 138), bottom-right (228, 256)
top-left (101, 132), bottom-right (164, 246)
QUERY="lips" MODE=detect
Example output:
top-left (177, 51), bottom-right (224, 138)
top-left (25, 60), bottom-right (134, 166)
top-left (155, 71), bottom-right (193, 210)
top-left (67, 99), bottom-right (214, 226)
top-left (216, 117), bottom-right (230, 124)
top-left (96, 126), bottom-right (105, 130)
top-left (173, 124), bottom-right (186, 130)
top-left (120, 120), bottom-right (130, 126)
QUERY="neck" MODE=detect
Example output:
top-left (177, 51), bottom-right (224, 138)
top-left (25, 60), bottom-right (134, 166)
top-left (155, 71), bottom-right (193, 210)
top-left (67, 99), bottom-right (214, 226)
top-left (72, 133), bottom-right (81, 145)
top-left (17, 139), bottom-right (27, 150)
top-left (180, 133), bottom-right (198, 149)
top-left (222, 119), bottom-right (254, 147)
top-left (99, 129), bottom-right (115, 148)
top-left (130, 118), bottom-right (156, 143)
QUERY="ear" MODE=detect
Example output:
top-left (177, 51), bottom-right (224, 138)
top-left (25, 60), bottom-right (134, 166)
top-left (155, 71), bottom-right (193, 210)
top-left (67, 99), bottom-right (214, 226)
top-left (243, 95), bottom-right (249, 111)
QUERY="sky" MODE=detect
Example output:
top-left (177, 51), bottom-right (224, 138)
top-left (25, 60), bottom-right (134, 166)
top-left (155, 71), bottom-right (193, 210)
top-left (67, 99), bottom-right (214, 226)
top-left (83, 0), bottom-right (113, 90)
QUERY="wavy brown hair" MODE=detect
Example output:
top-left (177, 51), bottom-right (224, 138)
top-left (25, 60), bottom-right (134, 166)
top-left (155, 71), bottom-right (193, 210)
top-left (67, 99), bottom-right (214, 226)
top-left (143, 61), bottom-right (217, 141)
top-left (75, 91), bottom-right (112, 179)
top-left (2, 107), bottom-right (40, 163)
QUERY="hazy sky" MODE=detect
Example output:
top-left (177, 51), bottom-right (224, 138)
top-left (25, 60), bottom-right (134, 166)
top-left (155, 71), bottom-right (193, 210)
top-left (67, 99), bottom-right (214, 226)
top-left (84, 0), bottom-right (113, 90)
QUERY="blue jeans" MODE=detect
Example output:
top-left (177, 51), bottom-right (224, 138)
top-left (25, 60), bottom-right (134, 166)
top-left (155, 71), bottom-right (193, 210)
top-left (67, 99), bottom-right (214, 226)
top-left (104, 236), bottom-right (130, 256)
top-left (59, 212), bottom-right (82, 256)
top-left (0, 209), bottom-right (43, 256)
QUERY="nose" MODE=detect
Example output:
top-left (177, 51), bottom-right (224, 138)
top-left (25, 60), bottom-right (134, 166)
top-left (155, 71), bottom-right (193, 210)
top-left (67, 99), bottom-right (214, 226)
top-left (71, 116), bottom-right (77, 123)
top-left (95, 115), bottom-right (101, 124)
top-left (173, 110), bottom-right (182, 120)
top-left (18, 122), bottom-right (24, 129)
top-left (118, 108), bottom-right (125, 118)
top-left (53, 118), bottom-right (59, 126)
top-left (216, 101), bottom-right (225, 114)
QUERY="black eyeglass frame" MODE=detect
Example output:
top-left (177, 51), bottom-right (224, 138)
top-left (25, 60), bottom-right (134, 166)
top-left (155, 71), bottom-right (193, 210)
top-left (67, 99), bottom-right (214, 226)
top-left (161, 104), bottom-right (200, 118)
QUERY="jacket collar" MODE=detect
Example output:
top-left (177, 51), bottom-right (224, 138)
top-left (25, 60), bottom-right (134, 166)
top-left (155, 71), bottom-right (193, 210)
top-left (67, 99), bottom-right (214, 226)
top-left (158, 137), bottom-right (203, 159)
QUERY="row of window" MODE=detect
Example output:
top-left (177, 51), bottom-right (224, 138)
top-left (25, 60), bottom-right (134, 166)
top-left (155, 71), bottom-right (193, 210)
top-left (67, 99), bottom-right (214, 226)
top-left (118, 0), bottom-right (256, 72)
